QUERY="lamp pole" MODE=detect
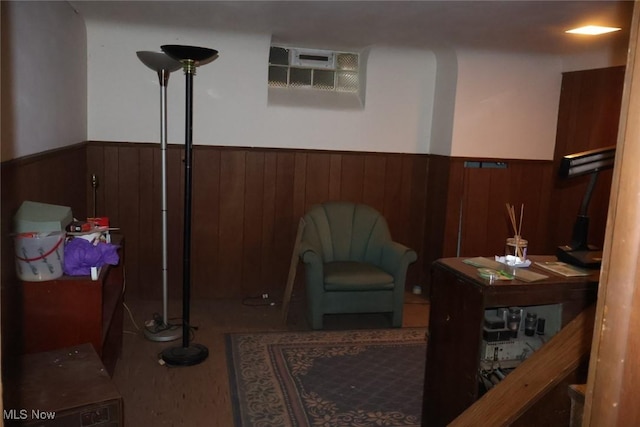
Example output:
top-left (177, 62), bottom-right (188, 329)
top-left (159, 45), bottom-right (218, 367)
top-left (136, 51), bottom-right (182, 342)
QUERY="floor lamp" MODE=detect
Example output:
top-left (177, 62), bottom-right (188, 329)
top-left (160, 44), bottom-right (218, 366)
top-left (136, 51), bottom-right (183, 342)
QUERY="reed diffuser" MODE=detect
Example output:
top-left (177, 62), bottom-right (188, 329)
top-left (505, 203), bottom-right (527, 262)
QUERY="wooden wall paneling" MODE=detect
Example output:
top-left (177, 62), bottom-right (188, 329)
top-left (287, 152), bottom-right (308, 285)
top-left (39, 158), bottom-right (58, 206)
top-left (260, 152), bottom-right (278, 294)
top-left (388, 154), bottom-right (422, 288)
top-left (339, 153), bottom-right (365, 203)
top-left (504, 162), bottom-right (530, 247)
top-left (216, 150), bottom-right (246, 298)
top-left (421, 155), bottom-right (451, 292)
top-left (242, 150), bottom-right (266, 297)
top-left (551, 168), bottom-right (614, 250)
top-left (102, 145), bottom-right (121, 229)
top-left (328, 153), bottom-right (342, 201)
top-left (444, 159), bottom-right (557, 260)
top-left (292, 152), bottom-right (307, 217)
top-left (303, 151), bottom-right (331, 209)
top-left (362, 154), bottom-right (387, 210)
top-left (442, 159), bottom-right (465, 257)
top-left (588, 168), bottom-right (614, 246)
top-left (81, 143), bottom-right (565, 300)
top-left (0, 160), bottom-right (22, 370)
top-left (144, 145), bottom-right (161, 300)
top-left (0, 164), bottom-right (18, 287)
top-left (381, 155), bottom-right (405, 243)
top-left (150, 145), bottom-right (164, 298)
top-left (507, 161), bottom-right (555, 254)
top-left (136, 146), bottom-right (158, 298)
top-left (459, 166), bottom-right (493, 256)
top-left (191, 147), bottom-right (221, 298)
top-left (582, 67), bottom-right (624, 149)
top-left (551, 66), bottom-right (625, 251)
top-left (406, 155), bottom-right (429, 288)
top-left (551, 69), bottom-right (588, 248)
top-left (535, 163), bottom-right (555, 253)
top-left (396, 156), bottom-right (416, 247)
top-left (117, 145), bottom-right (142, 296)
top-left (270, 152), bottom-right (296, 292)
top-left (478, 161), bottom-right (522, 257)
top-left (389, 154), bottom-right (416, 286)
top-left (3, 145), bottom-right (87, 218)
top-left (486, 165), bottom-right (515, 256)
top-left (55, 147), bottom-right (88, 218)
top-left (166, 145), bottom-right (185, 300)
top-left (86, 143), bottom-right (106, 220)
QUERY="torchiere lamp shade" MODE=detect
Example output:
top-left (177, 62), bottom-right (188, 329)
top-left (136, 51), bottom-right (182, 74)
top-left (160, 45), bottom-right (218, 67)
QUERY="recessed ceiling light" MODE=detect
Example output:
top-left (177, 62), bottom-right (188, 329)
top-left (566, 25), bottom-right (621, 35)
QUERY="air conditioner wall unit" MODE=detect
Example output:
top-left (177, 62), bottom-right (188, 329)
top-left (289, 48), bottom-right (336, 69)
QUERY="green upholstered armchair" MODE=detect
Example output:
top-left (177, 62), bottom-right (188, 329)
top-left (299, 201), bottom-right (417, 329)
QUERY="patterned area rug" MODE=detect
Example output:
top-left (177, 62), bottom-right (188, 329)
top-left (226, 328), bottom-right (427, 427)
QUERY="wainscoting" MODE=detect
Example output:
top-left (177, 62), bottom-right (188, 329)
top-left (1, 141), bottom-right (614, 302)
top-left (85, 143), bottom-right (433, 299)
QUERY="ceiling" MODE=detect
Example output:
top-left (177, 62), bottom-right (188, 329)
top-left (70, 1), bottom-right (634, 55)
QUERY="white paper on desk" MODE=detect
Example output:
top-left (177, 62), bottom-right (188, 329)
top-left (495, 255), bottom-right (531, 268)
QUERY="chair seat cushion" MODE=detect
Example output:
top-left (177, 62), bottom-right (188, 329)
top-left (324, 261), bottom-right (395, 291)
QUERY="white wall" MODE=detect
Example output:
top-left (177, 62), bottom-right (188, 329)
top-left (429, 47), bottom-right (458, 157)
top-left (0, 1), bottom-right (87, 161)
top-left (88, 20), bottom-right (623, 161)
top-left (87, 23), bottom-right (437, 154)
top-left (263, 47), bottom-right (436, 153)
top-left (562, 44), bottom-right (629, 72)
top-left (450, 50), bottom-right (564, 160)
top-left (447, 47), bottom-right (628, 161)
top-left (2, 4), bottom-right (628, 161)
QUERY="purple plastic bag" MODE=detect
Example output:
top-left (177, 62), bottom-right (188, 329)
top-left (63, 238), bottom-right (120, 276)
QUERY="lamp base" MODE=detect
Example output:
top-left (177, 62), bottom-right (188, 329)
top-left (144, 321), bottom-right (182, 342)
top-left (161, 343), bottom-right (209, 367)
top-left (556, 245), bottom-right (602, 269)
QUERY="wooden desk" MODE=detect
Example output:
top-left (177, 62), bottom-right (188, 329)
top-left (421, 256), bottom-right (598, 427)
top-left (21, 235), bottom-right (124, 376)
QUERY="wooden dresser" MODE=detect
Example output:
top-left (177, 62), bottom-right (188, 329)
top-left (21, 235), bottom-right (124, 376)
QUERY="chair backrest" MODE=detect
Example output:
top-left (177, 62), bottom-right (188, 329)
top-left (302, 201), bottom-right (391, 263)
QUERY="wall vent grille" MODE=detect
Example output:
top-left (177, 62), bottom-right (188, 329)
top-left (268, 46), bottom-right (359, 93)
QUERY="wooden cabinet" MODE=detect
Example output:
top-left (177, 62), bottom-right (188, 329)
top-left (421, 257), bottom-right (598, 426)
top-left (21, 235), bottom-right (124, 376)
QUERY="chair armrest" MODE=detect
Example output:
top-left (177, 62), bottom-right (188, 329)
top-left (381, 241), bottom-right (418, 276)
top-left (299, 242), bottom-right (323, 265)
top-left (299, 242), bottom-right (325, 285)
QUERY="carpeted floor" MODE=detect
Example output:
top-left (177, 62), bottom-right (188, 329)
top-left (226, 328), bottom-right (427, 427)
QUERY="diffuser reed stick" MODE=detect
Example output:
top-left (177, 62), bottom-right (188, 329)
top-left (506, 203), bottom-right (525, 259)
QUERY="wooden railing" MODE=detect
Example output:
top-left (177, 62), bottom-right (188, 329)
top-left (449, 305), bottom-right (596, 427)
